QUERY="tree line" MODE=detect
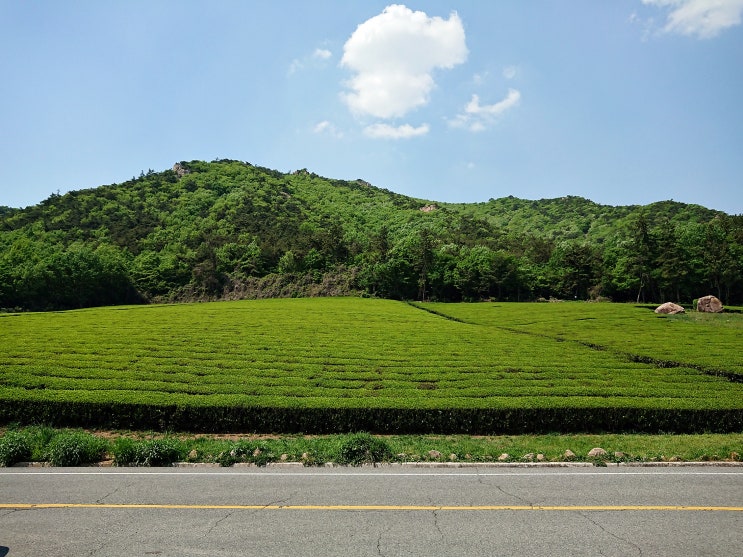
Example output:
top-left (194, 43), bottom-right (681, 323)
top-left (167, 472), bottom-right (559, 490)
top-left (1, 160), bottom-right (741, 310)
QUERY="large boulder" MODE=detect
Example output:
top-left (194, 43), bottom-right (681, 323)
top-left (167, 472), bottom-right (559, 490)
top-left (655, 302), bottom-right (685, 315)
top-left (697, 295), bottom-right (724, 313)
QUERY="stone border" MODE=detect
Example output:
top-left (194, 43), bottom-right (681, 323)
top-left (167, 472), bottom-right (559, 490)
top-left (11, 460), bottom-right (743, 469)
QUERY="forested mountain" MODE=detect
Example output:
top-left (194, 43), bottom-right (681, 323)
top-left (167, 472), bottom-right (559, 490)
top-left (1, 159), bottom-right (741, 310)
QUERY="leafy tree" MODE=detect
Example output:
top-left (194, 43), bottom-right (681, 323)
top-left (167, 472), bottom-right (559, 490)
top-left (216, 238), bottom-right (262, 279)
top-left (550, 242), bottom-right (600, 300)
top-left (277, 251), bottom-right (300, 274)
top-left (1, 159), bottom-right (737, 309)
top-left (627, 214), bottom-right (655, 303)
top-left (703, 216), bottom-right (743, 303)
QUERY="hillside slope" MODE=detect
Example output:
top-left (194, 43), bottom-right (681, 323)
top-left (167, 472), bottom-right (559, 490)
top-left (1, 159), bottom-right (740, 309)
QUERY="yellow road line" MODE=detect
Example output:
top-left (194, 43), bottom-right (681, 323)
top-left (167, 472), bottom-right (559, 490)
top-left (2, 503), bottom-right (742, 512)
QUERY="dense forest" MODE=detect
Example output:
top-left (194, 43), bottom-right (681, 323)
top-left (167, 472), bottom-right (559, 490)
top-left (1, 159), bottom-right (741, 311)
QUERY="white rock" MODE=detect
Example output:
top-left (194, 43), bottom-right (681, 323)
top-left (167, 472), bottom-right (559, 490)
top-left (655, 302), bottom-right (685, 315)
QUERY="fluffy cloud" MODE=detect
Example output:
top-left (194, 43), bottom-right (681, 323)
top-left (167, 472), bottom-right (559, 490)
top-left (313, 120), bottom-right (343, 138)
top-left (340, 4), bottom-right (467, 119)
top-left (288, 47), bottom-right (333, 75)
top-left (450, 89), bottom-right (521, 132)
top-left (642, 0), bottom-right (743, 38)
top-left (363, 123), bottom-right (430, 139)
top-left (313, 48), bottom-right (332, 60)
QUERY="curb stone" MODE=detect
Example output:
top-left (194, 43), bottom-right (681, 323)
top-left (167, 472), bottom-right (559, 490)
top-left (8, 461), bottom-right (743, 468)
top-left (363, 461), bottom-right (743, 469)
top-left (606, 461), bottom-right (743, 467)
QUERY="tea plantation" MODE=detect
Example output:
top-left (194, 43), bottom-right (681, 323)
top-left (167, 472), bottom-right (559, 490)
top-left (1, 298), bottom-right (741, 433)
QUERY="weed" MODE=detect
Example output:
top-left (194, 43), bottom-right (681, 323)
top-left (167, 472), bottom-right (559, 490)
top-left (111, 437), bottom-right (137, 466)
top-left (44, 431), bottom-right (107, 466)
top-left (336, 432), bottom-right (393, 466)
top-left (216, 441), bottom-right (278, 467)
top-left (0, 430), bottom-right (32, 466)
top-left (112, 438), bottom-right (182, 466)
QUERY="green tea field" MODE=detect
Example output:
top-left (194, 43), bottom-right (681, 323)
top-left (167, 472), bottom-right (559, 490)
top-left (1, 298), bottom-right (741, 433)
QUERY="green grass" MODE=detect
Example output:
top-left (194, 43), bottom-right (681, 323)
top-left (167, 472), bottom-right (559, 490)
top-left (1, 298), bottom-right (742, 433)
top-left (1, 427), bottom-right (741, 466)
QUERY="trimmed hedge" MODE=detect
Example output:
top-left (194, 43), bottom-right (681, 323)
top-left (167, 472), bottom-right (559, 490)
top-left (1, 399), bottom-right (741, 434)
top-left (3, 300), bottom-right (742, 435)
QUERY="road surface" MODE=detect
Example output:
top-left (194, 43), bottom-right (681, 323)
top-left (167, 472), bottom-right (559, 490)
top-left (1, 466), bottom-right (742, 556)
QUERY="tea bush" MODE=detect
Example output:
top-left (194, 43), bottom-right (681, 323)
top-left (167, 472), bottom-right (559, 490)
top-left (2, 299), bottom-right (742, 434)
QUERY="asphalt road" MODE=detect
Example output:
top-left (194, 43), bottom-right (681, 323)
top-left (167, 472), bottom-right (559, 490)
top-left (1, 466), bottom-right (742, 556)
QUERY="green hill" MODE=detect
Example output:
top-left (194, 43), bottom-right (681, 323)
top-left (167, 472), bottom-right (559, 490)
top-left (1, 159), bottom-right (741, 310)
top-left (453, 196), bottom-right (719, 242)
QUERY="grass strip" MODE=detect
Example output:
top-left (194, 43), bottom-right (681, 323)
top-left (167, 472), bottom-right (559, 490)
top-left (1, 427), bottom-right (741, 467)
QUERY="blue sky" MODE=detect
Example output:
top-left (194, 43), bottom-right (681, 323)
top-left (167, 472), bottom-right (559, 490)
top-left (1, 0), bottom-right (742, 213)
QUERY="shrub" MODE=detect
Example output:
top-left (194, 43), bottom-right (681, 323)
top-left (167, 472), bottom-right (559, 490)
top-left (336, 432), bottom-right (393, 466)
top-left (45, 431), bottom-right (107, 466)
top-left (0, 430), bottom-right (32, 466)
top-left (136, 439), bottom-right (182, 466)
top-left (29, 426), bottom-right (57, 452)
top-left (112, 438), bottom-right (182, 466)
top-left (111, 438), bottom-right (137, 466)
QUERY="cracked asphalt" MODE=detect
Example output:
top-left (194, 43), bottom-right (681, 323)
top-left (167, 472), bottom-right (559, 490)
top-left (1, 467), bottom-right (742, 556)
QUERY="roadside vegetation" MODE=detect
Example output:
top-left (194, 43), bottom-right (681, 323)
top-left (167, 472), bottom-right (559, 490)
top-left (1, 427), bottom-right (740, 467)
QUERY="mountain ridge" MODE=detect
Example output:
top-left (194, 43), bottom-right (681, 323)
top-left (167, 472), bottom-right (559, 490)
top-left (1, 159), bottom-right (740, 310)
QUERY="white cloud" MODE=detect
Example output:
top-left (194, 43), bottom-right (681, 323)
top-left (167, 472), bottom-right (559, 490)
top-left (340, 4), bottom-right (467, 119)
top-left (313, 120), bottom-right (343, 138)
top-left (502, 66), bottom-right (517, 80)
top-left (450, 89), bottom-right (521, 132)
top-left (467, 90), bottom-right (521, 116)
top-left (629, 10), bottom-right (657, 41)
top-left (313, 48), bottom-right (332, 60)
top-left (363, 123), bottom-right (430, 139)
top-left (288, 47), bottom-right (333, 75)
top-left (642, 0), bottom-right (743, 38)
top-left (287, 59), bottom-right (303, 75)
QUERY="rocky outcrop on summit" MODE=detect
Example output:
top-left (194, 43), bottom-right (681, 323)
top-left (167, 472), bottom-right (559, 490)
top-left (173, 163), bottom-right (191, 178)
